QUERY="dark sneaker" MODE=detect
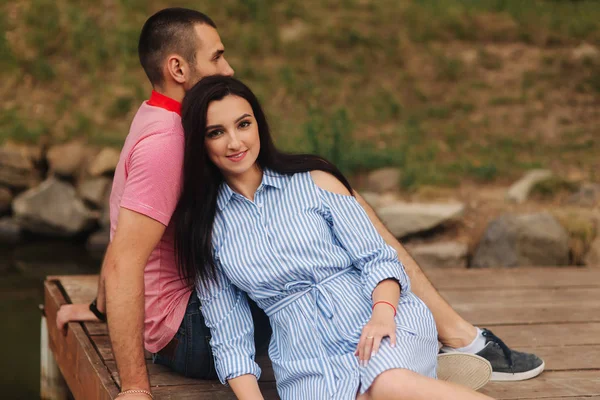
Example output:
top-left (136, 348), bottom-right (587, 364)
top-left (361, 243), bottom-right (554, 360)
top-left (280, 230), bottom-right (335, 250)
top-left (477, 328), bottom-right (545, 381)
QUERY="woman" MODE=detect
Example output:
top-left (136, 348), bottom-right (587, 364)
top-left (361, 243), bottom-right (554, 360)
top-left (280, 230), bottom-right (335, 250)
top-left (174, 76), bottom-right (493, 400)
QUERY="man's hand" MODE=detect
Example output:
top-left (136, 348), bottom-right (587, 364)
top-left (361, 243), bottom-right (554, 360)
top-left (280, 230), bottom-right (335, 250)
top-left (56, 303), bottom-right (101, 333)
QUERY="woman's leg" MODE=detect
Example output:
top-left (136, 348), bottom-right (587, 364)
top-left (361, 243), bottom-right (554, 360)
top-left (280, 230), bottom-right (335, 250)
top-left (364, 369), bottom-right (494, 400)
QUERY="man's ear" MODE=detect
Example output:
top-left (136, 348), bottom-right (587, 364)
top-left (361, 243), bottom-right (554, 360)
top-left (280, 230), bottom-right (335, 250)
top-left (165, 54), bottom-right (187, 84)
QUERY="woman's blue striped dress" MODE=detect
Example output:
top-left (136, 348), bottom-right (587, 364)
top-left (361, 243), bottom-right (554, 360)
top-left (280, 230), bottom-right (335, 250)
top-left (196, 170), bottom-right (438, 399)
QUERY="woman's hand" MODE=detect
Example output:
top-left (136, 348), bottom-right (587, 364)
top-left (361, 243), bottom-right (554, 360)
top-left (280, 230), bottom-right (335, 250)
top-left (355, 303), bottom-right (397, 366)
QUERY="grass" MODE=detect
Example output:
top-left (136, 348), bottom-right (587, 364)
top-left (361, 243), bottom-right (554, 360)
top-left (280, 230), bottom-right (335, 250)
top-left (1, 0), bottom-right (599, 188)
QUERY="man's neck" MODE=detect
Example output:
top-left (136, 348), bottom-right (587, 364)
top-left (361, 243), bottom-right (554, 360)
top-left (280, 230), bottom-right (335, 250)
top-left (154, 84), bottom-right (185, 103)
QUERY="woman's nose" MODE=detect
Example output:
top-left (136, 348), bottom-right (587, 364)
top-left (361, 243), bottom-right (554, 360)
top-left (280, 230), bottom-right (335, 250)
top-left (227, 132), bottom-right (241, 149)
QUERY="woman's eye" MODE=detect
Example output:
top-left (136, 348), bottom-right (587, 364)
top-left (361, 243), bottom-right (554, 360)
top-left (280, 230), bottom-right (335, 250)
top-left (239, 121), bottom-right (251, 128)
top-left (207, 130), bottom-right (222, 138)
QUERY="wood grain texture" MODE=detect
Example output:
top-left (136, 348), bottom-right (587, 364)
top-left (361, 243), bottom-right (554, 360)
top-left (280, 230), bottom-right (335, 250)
top-left (44, 280), bottom-right (119, 400)
top-left (46, 266), bottom-right (600, 399)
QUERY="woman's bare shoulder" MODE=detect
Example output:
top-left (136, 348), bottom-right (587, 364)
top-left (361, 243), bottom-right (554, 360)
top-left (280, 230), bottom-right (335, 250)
top-left (309, 170), bottom-right (352, 196)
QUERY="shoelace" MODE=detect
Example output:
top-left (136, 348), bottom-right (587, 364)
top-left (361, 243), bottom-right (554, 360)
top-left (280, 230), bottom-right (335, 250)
top-left (482, 329), bottom-right (514, 372)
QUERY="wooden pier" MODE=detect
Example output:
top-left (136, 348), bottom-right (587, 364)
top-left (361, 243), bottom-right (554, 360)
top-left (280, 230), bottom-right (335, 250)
top-left (43, 267), bottom-right (600, 399)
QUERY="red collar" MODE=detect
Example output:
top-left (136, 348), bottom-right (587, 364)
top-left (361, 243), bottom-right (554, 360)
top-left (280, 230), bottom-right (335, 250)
top-left (147, 90), bottom-right (181, 116)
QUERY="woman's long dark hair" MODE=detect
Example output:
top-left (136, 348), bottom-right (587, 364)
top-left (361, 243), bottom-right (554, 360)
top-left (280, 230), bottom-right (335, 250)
top-left (174, 75), bottom-right (353, 288)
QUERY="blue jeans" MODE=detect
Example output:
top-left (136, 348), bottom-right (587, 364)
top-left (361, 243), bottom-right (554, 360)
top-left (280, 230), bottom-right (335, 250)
top-left (152, 293), bottom-right (271, 379)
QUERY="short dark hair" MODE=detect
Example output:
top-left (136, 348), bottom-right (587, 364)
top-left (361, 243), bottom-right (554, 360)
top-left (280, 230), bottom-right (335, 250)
top-left (138, 8), bottom-right (217, 86)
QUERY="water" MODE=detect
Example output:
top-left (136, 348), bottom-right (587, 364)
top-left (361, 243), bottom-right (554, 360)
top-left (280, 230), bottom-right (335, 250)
top-left (0, 240), bottom-right (102, 399)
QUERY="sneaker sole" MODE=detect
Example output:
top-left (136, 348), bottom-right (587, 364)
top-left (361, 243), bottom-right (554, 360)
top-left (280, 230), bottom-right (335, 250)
top-left (490, 361), bottom-right (545, 381)
top-left (437, 353), bottom-right (492, 391)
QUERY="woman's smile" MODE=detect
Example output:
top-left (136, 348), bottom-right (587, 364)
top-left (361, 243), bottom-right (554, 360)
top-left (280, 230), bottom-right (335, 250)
top-left (226, 150), bottom-right (248, 162)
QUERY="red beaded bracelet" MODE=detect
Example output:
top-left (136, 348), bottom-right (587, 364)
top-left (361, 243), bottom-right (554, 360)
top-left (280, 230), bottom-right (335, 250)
top-left (372, 300), bottom-right (397, 316)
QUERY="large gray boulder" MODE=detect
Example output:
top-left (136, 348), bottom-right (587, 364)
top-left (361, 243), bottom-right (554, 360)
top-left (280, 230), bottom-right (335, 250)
top-left (12, 177), bottom-right (97, 236)
top-left (364, 168), bottom-right (402, 193)
top-left (0, 217), bottom-right (22, 244)
top-left (86, 228), bottom-right (110, 253)
top-left (584, 237), bottom-right (600, 267)
top-left (46, 140), bottom-right (88, 177)
top-left (0, 186), bottom-right (12, 215)
top-left (78, 177), bottom-right (112, 208)
top-left (406, 241), bottom-right (469, 268)
top-left (88, 147), bottom-right (120, 177)
top-left (378, 202), bottom-right (465, 238)
top-left (0, 147), bottom-right (38, 189)
top-left (566, 183), bottom-right (600, 207)
top-left (506, 169), bottom-right (553, 203)
top-left (471, 212), bottom-right (570, 268)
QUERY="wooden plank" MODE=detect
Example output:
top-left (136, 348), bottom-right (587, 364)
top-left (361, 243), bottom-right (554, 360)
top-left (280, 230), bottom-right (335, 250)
top-left (481, 370), bottom-right (600, 399)
top-left (151, 382), bottom-right (279, 399)
top-left (57, 275), bottom-right (98, 304)
top-left (438, 287), bottom-right (600, 325)
top-left (425, 267), bottom-right (600, 290)
top-left (537, 398), bottom-right (600, 400)
top-left (44, 280), bottom-right (119, 400)
top-left (84, 321), bottom-right (107, 336)
top-left (481, 323), bottom-right (600, 347)
top-left (105, 358), bottom-right (274, 387)
top-left (517, 345), bottom-right (600, 371)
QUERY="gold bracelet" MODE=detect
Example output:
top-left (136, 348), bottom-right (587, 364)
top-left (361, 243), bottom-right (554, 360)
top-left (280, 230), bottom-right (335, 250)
top-left (117, 389), bottom-right (154, 399)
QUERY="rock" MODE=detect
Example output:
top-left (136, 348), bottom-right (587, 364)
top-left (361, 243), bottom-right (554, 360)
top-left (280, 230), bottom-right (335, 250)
top-left (471, 212), bottom-right (570, 268)
top-left (572, 43), bottom-right (600, 62)
top-left (279, 19), bottom-right (309, 43)
top-left (406, 241), bottom-right (469, 268)
top-left (88, 147), bottom-right (120, 177)
top-left (0, 186), bottom-right (12, 214)
top-left (506, 169), bottom-right (553, 203)
top-left (364, 168), bottom-right (402, 193)
top-left (0, 217), bottom-right (22, 244)
top-left (100, 191), bottom-right (111, 229)
top-left (0, 146), bottom-right (38, 189)
top-left (551, 209), bottom-right (598, 265)
top-left (378, 202), bottom-right (465, 238)
top-left (360, 192), bottom-right (382, 208)
top-left (86, 228), bottom-right (110, 253)
top-left (566, 183), bottom-right (600, 207)
top-left (46, 140), bottom-right (87, 177)
top-left (78, 177), bottom-right (112, 208)
top-left (584, 237), bottom-right (600, 267)
top-left (12, 177), bottom-right (97, 236)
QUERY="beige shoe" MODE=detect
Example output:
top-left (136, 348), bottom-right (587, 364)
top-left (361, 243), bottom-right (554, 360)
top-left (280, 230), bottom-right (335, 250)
top-left (437, 353), bottom-right (492, 391)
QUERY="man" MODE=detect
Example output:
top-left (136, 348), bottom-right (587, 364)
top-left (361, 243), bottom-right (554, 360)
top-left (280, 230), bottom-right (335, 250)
top-left (57, 7), bottom-right (543, 398)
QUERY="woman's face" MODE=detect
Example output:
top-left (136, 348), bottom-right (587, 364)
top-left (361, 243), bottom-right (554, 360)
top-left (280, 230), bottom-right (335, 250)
top-left (204, 95), bottom-right (260, 177)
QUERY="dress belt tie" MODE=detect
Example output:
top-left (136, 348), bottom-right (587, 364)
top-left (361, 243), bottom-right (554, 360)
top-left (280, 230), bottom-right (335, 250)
top-left (259, 268), bottom-right (355, 398)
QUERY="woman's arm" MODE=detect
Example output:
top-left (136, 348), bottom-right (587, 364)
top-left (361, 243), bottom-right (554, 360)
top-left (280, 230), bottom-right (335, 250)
top-left (198, 263), bottom-right (262, 398)
top-left (309, 170), bottom-right (410, 298)
top-left (356, 278), bottom-right (400, 363)
top-left (229, 375), bottom-right (264, 400)
top-left (310, 170), bottom-right (408, 365)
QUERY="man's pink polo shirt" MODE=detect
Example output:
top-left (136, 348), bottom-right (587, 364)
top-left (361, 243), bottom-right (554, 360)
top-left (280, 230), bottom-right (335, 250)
top-left (109, 91), bottom-right (191, 353)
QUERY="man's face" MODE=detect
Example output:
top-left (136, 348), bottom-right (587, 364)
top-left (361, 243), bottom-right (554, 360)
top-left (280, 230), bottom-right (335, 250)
top-left (186, 24), bottom-right (234, 90)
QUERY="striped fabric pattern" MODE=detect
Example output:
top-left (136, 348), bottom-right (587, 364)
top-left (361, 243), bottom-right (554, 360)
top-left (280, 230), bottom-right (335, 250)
top-left (196, 170), bottom-right (438, 399)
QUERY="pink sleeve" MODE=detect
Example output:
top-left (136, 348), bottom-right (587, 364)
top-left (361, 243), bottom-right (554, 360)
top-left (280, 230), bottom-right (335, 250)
top-left (120, 131), bottom-right (184, 226)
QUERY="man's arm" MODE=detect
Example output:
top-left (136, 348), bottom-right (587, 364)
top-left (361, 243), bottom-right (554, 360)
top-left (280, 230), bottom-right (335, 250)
top-left (354, 191), bottom-right (477, 348)
top-left (104, 208), bottom-right (167, 394)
